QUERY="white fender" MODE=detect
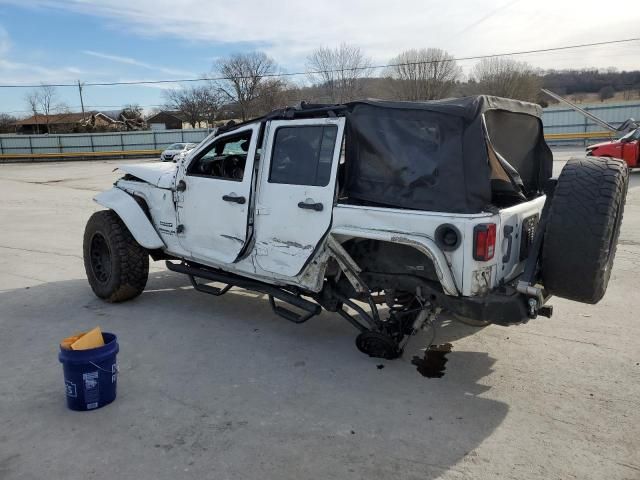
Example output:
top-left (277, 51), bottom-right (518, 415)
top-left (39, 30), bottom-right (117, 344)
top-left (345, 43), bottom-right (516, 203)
top-left (94, 188), bottom-right (165, 249)
top-left (330, 227), bottom-right (460, 296)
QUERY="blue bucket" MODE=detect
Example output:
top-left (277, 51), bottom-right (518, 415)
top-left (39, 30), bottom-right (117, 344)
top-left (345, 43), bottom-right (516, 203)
top-left (58, 332), bottom-right (119, 411)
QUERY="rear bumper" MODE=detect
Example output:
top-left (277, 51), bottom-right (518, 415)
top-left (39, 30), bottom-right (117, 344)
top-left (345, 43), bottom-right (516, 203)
top-left (439, 286), bottom-right (551, 325)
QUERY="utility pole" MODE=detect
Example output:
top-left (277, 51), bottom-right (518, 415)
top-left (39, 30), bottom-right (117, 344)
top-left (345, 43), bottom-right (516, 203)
top-left (77, 80), bottom-right (86, 122)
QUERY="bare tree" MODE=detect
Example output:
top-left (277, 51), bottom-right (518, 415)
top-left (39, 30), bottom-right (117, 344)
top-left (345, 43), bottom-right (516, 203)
top-left (469, 57), bottom-right (541, 102)
top-left (121, 104), bottom-right (144, 120)
top-left (165, 87), bottom-right (201, 127)
top-left (0, 113), bottom-right (16, 133)
top-left (37, 85), bottom-right (58, 131)
top-left (214, 52), bottom-right (277, 121)
top-left (306, 44), bottom-right (372, 103)
top-left (25, 91), bottom-right (40, 134)
top-left (24, 85), bottom-right (65, 133)
top-left (201, 85), bottom-right (224, 126)
top-left (385, 48), bottom-right (461, 101)
top-left (251, 78), bottom-right (291, 116)
top-left (165, 85), bottom-right (222, 127)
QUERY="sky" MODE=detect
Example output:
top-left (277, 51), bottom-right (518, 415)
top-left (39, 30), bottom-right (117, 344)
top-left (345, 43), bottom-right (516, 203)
top-left (0, 0), bottom-right (638, 117)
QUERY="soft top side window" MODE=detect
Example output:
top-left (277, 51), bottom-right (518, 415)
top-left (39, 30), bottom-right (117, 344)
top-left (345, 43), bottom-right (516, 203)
top-left (269, 125), bottom-right (338, 187)
top-left (187, 131), bottom-right (252, 181)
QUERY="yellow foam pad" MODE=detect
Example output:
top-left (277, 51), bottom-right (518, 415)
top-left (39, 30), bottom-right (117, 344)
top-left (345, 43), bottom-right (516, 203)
top-left (70, 326), bottom-right (105, 350)
top-left (60, 333), bottom-right (85, 350)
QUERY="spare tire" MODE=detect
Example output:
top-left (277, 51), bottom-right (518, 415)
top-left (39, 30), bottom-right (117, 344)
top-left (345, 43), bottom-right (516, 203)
top-left (542, 157), bottom-right (628, 303)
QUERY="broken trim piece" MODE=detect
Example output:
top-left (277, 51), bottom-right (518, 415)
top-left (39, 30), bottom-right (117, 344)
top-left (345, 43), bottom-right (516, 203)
top-left (326, 236), bottom-right (369, 294)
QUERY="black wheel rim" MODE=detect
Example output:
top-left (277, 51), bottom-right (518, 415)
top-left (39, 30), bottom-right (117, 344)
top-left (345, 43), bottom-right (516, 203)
top-left (90, 232), bottom-right (112, 283)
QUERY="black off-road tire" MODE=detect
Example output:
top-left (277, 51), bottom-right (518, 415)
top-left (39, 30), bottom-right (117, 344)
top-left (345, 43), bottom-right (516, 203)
top-left (83, 210), bottom-right (149, 302)
top-left (542, 157), bottom-right (628, 304)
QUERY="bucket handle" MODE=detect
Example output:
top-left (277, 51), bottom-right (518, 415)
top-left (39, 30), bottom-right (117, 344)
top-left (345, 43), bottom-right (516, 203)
top-left (89, 361), bottom-right (119, 374)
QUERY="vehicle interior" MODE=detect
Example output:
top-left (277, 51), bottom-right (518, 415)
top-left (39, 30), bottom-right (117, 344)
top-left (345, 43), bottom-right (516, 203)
top-left (187, 131), bottom-right (251, 181)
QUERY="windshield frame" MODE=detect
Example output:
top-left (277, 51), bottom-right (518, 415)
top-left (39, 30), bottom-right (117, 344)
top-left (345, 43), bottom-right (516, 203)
top-left (619, 129), bottom-right (640, 142)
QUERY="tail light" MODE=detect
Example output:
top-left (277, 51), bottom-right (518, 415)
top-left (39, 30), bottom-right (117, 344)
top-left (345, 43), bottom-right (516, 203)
top-left (473, 224), bottom-right (496, 261)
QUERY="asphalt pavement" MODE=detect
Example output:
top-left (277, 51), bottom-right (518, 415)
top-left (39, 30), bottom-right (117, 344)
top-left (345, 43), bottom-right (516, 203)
top-left (0, 154), bottom-right (638, 480)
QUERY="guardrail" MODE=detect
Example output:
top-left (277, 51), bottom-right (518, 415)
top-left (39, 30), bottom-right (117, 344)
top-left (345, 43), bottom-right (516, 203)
top-left (0, 149), bottom-right (162, 162)
top-left (544, 131), bottom-right (614, 141)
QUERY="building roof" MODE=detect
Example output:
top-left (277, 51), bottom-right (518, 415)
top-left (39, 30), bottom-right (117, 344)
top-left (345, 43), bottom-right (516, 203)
top-left (14, 112), bottom-right (98, 126)
top-left (146, 111), bottom-right (188, 123)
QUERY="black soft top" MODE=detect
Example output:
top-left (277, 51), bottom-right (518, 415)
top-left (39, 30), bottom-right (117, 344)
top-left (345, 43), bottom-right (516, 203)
top-left (342, 96), bottom-right (553, 213)
top-left (347, 95), bottom-right (544, 119)
top-left (225, 95), bottom-right (553, 213)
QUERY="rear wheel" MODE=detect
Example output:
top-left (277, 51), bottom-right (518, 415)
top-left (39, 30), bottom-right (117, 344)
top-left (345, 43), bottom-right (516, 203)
top-left (542, 157), bottom-right (628, 303)
top-left (355, 331), bottom-right (402, 359)
top-left (83, 210), bottom-right (149, 302)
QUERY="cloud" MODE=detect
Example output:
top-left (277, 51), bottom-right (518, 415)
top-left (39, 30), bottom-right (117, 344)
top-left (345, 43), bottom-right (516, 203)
top-left (82, 50), bottom-right (194, 77)
top-left (2, 0), bottom-right (639, 72)
top-left (0, 25), bottom-right (10, 55)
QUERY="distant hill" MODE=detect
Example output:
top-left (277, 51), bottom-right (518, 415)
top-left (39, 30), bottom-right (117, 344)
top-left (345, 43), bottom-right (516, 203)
top-left (542, 69), bottom-right (640, 97)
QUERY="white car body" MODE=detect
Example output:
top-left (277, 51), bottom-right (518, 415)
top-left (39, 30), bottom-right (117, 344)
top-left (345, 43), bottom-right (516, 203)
top-left (99, 116), bottom-right (544, 298)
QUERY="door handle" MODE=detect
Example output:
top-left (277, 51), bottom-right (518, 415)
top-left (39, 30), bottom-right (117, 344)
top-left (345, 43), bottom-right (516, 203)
top-left (298, 201), bottom-right (323, 212)
top-left (222, 194), bottom-right (246, 204)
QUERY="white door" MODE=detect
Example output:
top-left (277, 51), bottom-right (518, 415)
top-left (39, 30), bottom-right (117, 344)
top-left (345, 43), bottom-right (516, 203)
top-left (175, 124), bottom-right (259, 264)
top-left (253, 118), bottom-right (345, 277)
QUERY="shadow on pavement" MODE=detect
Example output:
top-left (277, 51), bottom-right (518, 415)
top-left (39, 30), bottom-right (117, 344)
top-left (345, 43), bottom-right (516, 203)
top-left (0, 271), bottom-right (509, 480)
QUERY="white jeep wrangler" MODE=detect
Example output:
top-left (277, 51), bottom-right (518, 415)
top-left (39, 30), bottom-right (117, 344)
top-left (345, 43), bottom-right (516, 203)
top-left (84, 96), bottom-right (628, 359)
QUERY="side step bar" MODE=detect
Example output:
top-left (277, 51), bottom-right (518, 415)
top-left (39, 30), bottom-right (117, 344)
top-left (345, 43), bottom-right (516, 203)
top-left (166, 261), bottom-right (321, 324)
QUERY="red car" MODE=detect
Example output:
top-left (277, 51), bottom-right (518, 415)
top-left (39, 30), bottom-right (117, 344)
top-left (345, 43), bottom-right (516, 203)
top-left (586, 128), bottom-right (640, 168)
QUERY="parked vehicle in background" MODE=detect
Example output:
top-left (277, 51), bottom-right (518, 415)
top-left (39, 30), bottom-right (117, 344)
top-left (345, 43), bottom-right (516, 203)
top-left (541, 88), bottom-right (639, 168)
top-left (83, 96), bottom-right (628, 360)
top-left (587, 128), bottom-right (640, 168)
top-left (160, 143), bottom-right (197, 162)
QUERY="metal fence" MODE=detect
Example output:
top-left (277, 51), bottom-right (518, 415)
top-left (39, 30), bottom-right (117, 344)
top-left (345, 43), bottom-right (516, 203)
top-left (0, 128), bottom-right (212, 158)
top-left (542, 101), bottom-right (640, 145)
top-left (2, 102), bottom-right (639, 159)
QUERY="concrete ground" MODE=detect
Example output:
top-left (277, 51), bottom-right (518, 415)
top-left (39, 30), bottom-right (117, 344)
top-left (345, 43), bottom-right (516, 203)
top-left (0, 155), bottom-right (639, 480)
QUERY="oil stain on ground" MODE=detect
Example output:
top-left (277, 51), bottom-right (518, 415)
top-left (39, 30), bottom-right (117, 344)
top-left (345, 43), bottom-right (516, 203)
top-left (411, 343), bottom-right (453, 378)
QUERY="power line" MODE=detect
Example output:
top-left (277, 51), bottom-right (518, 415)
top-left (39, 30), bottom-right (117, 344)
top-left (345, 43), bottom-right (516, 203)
top-left (0, 37), bottom-right (638, 89)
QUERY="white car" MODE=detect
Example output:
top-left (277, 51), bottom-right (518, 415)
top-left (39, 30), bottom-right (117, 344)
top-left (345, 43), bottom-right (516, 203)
top-left (83, 96), bottom-right (628, 359)
top-left (160, 143), bottom-right (197, 162)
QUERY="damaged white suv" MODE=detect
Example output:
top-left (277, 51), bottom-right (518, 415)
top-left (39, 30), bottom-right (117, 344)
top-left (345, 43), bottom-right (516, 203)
top-left (84, 96), bottom-right (628, 359)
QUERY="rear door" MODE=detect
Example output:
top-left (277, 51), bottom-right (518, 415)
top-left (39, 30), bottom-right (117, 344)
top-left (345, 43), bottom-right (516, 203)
top-left (253, 118), bottom-right (345, 277)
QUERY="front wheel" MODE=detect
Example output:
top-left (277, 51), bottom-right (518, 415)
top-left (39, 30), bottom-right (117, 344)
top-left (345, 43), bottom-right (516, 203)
top-left (83, 210), bottom-right (149, 302)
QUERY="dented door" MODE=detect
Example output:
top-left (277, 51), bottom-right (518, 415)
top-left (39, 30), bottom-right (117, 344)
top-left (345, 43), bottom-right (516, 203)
top-left (253, 118), bottom-right (345, 277)
top-left (175, 124), bottom-right (259, 264)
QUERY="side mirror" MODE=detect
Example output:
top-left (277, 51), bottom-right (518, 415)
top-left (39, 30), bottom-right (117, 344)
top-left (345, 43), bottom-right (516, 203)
top-left (176, 180), bottom-right (186, 192)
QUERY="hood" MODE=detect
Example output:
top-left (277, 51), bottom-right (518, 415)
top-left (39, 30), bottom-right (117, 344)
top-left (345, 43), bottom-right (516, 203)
top-left (119, 162), bottom-right (177, 189)
top-left (586, 140), bottom-right (614, 150)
